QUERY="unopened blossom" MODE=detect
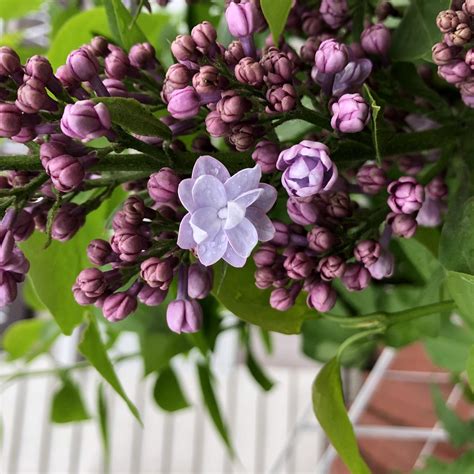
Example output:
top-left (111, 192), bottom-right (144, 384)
top-left (320, 0), bottom-right (348, 29)
top-left (177, 156), bottom-right (277, 267)
top-left (0, 103), bottom-right (22, 138)
top-left (387, 177), bottom-right (424, 214)
top-left (356, 163), bottom-right (386, 194)
top-left (361, 24), bottom-right (391, 56)
top-left (367, 249), bottom-right (394, 280)
top-left (307, 281), bottom-right (336, 312)
top-left (252, 140), bottom-right (279, 173)
top-left (315, 40), bottom-right (349, 74)
top-left (331, 93), bottom-right (370, 133)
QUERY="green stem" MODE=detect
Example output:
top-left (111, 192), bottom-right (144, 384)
top-left (336, 327), bottom-right (384, 361)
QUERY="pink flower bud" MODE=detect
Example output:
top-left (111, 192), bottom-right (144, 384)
top-left (224, 40), bottom-right (245, 65)
top-left (225, 1), bottom-right (262, 38)
top-left (388, 213), bottom-right (417, 238)
top-left (51, 203), bottom-right (85, 242)
top-left (191, 21), bottom-right (217, 53)
top-left (129, 42), bottom-right (157, 70)
top-left (354, 240), bottom-right (381, 267)
top-left (252, 140), bottom-right (279, 173)
top-left (315, 40), bottom-right (349, 74)
top-left (25, 55), bottom-right (53, 83)
top-left (216, 90), bottom-right (251, 123)
top-left (105, 45), bottom-right (130, 80)
top-left (0, 103), bottom-right (22, 138)
top-left (342, 263), bottom-right (371, 291)
top-left (361, 24), bottom-right (391, 56)
top-left (356, 163), bottom-right (386, 194)
top-left (0, 47), bottom-right (21, 77)
top-left (205, 110), bottom-right (230, 137)
top-left (166, 299), bottom-right (203, 333)
top-left (307, 226), bottom-right (336, 253)
top-left (235, 57), bottom-right (264, 87)
top-left (287, 197), bottom-right (319, 225)
top-left (317, 255), bottom-right (346, 281)
top-left (87, 239), bottom-right (115, 266)
top-left (438, 59), bottom-right (471, 84)
top-left (387, 177), bottom-right (424, 214)
top-left (103, 292), bottom-right (137, 322)
top-left (331, 93), bottom-right (370, 133)
top-left (148, 167), bottom-right (179, 203)
top-left (167, 86), bottom-right (201, 119)
top-left (253, 243), bottom-right (278, 267)
top-left (138, 284), bottom-right (168, 306)
top-left (284, 251), bottom-right (313, 280)
top-left (266, 84), bottom-right (297, 113)
top-left (47, 154), bottom-right (85, 193)
top-left (188, 263), bottom-right (213, 299)
top-left (67, 47), bottom-right (100, 82)
top-left (307, 281), bottom-right (336, 312)
top-left (140, 257), bottom-right (177, 290)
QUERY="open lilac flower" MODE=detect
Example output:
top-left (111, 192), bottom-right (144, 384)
top-left (177, 156), bottom-right (277, 267)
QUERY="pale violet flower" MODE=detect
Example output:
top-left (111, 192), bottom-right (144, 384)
top-left (177, 156), bottom-right (277, 267)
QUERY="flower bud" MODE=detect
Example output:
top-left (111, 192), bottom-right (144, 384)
top-left (356, 163), bottom-right (386, 194)
top-left (167, 86), bottom-right (201, 119)
top-left (341, 263), bottom-right (371, 291)
top-left (0, 271), bottom-right (20, 307)
top-left (148, 167), bottom-right (179, 203)
top-left (89, 36), bottom-right (109, 57)
top-left (331, 93), bottom-right (370, 133)
top-left (387, 177), bottom-right (424, 214)
top-left (25, 55), bottom-right (53, 84)
top-left (235, 57), bottom-right (264, 87)
top-left (447, 23), bottom-right (472, 46)
top-left (140, 257), bottom-right (177, 290)
top-left (426, 176), bottom-right (448, 200)
top-left (287, 197), bottom-right (319, 225)
top-left (171, 35), bottom-right (198, 62)
top-left (388, 212), bottom-right (417, 238)
top-left (112, 230), bottom-right (149, 262)
top-left (225, 1), bottom-right (262, 38)
top-left (367, 249), bottom-right (394, 280)
top-left (188, 263), bottom-right (213, 299)
top-left (315, 40), bottom-right (349, 74)
top-left (216, 90), bottom-right (251, 123)
top-left (229, 123), bottom-right (256, 151)
top-left (0, 47), bottom-right (21, 77)
top-left (307, 281), bottom-right (336, 312)
top-left (260, 48), bottom-right (293, 85)
top-left (16, 78), bottom-right (52, 114)
top-left (191, 21), bottom-right (217, 53)
top-left (319, 0), bottom-right (348, 29)
top-left (0, 103), bottom-right (22, 138)
top-left (51, 203), bottom-right (85, 241)
top-left (166, 299), bottom-right (203, 333)
top-left (271, 221), bottom-right (290, 247)
top-left (138, 284), bottom-right (168, 306)
top-left (307, 226), bottom-right (336, 253)
top-left (105, 45), bottom-right (130, 80)
top-left (432, 42), bottom-right (461, 65)
top-left (252, 140), bottom-right (279, 173)
top-left (47, 155), bottom-right (85, 193)
top-left (266, 84), bottom-right (297, 113)
top-left (354, 240), bottom-right (381, 267)
top-left (464, 0), bottom-right (474, 15)
top-left (317, 255), bottom-right (346, 281)
top-left (76, 268), bottom-right (108, 299)
top-left (192, 65), bottom-right (225, 97)
top-left (436, 9), bottom-right (468, 33)
top-left (67, 47), bottom-right (100, 82)
top-left (302, 10), bottom-right (324, 36)
top-left (224, 40), bottom-right (245, 65)
top-left (253, 243), bottom-right (278, 267)
top-left (123, 195), bottom-right (147, 226)
top-left (438, 60), bottom-right (471, 84)
top-left (129, 42), bottom-right (157, 70)
top-left (103, 292), bottom-right (137, 322)
top-left (284, 251), bottom-right (313, 280)
top-left (270, 286), bottom-right (298, 311)
top-left (205, 110), bottom-right (230, 137)
top-left (87, 239), bottom-right (115, 266)
top-left (326, 192), bottom-right (352, 218)
top-left (4, 209), bottom-right (34, 242)
top-left (361, 24), bottom-right (391, 56)
top-left (300, 37), bottom-right (320, 63)
top-left (164, 63), bottom-right (192, 91)
top-left (255, 266), bottom-right (276, 289)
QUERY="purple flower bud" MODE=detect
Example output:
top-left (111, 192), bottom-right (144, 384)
top-left (447, 23), bottom-right (472, 46)
top-left (229, 122), bottom-right (256, 151)
top-left (354, 240), bottom-right (381, 267)
top-left (216, 90), bottom-right (251, 123)
top-left (87, 239), bottom-right (115, 266)
top-left (277, 141), bottom-right (338, 198)
top-left (103, 292), bottom-right (137, 322)
top-left (67, 47), bottom-right (100, 82)
top-left (188, 263), bottom-right (213, 299)
top-left (307, 226), bottom-right (336, 253)
top-left (0, 103), bottom-right (22, 138)
top-left (326, 192), bottom-right (352, 218)
top-left (76, 267), bottom-right (108, 299)
top-left (224, 40), bottom-right (246, 65)
top-left (167, 86), bottom-right (201, 119)
top-left (105, 45), bottom-right (130, 80)
top-left (315, 40), bottom-right (349, 74)
top-left (148, 167), bottom-right (179, 203)
top-left (356, 163), bottom-right (386, 194)
top-left (89, 36), bottom-right (109, 57)
top-left (102, 78), bottom-right (128, 98)
top-left (387, 177), bottom-right (424, 214)
top-left (40, 140), bottom-right (66, 167)
top-left (438, 60), bottom-right (471, 84)
top-left (432, 42), bottom-right (461, 66)
top-left (205, 110), bottom-right (230, 138)
top-left (166, 299), bottom-right (203, 334)
top-left (0, 47), bottom-right (21, 77)
top-left (331, 93), bottom-right (370, 133)
top-left (112, 229), bottom-right (149, 262)
top-left (387, 212), bottom-right (417, 238)
top-left (140, 257), bottom-right (177, 290)
top-left (191, 21), bottom-right (217, 53)
top-left (16, 78), bottom-right (53, 114)
top-left (122, 195), bottom-right (147, 226)
top-left (171, 35), bottom-right (198, 63)
top-left (164, 63), bottom-right (192, 90)
top-left (138, 284), bottom-right (168, 306)
top-left (60, 100), bottom-right (111, 141)
top-left (192, 65), bottom-right (225, 99)
top-left (25, 55), bottom-right (53, 84)
top-left (266, 84), bottom-right (297, 113)
top-left (300, 37), bottom-right (321, 63)
top-left (464, 0), bottom-right (474, 15)
top-left (0, 271), bottom-right (19, 306)
top-left (271, 221), bottom-right (290, 247)
top-left (46, 155), bottom-right (85, 193)
top-left (319, 0), bottom-right (348, 29)
top-left (417, 198), bottom-right (443, 227)
top-left (225, 1), bottom-right (262, 38)
top-left (253, 243), bottom-right (278, 267)
top-left (129, 42), bottom-right (157, 70)
top-left (367, 248), bottom-right (394, 280)
top-left (317, 255), bottom-right (346, 281)
top-left (3, 209), bottom-right (34, 242)
top-left (341, 263), bottom-right (371, 291)
top-left (426, 176), bottom-right (448, 200)
top-left (437, 9), bottom-right (467, 33)
top-left (235, 57), bottom-right (264, 87)
top-left (252, 140), bottom-right (279, 173)
top-left (302, 10), bottom-right (325, 36)
top-left (307, 281), bottom-right (336, 312)
top-left (51, 203), bottom-right (85, 241)
top-left (466, 49), bottom-right (474, 70)
top-left (270, 283), bottom-right (301, 311)
top-left (284, 251), bottom-right (313, 280)
top-left (255, 266), bottom-right (278, 289)
top-left (361, 24), bottom-right (391, 56)
top-left (287, 197), bottom-right (319, 225)
top-left (260, 48), bottom-right (294, 85)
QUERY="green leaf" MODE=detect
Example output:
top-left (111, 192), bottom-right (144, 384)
top-left (246, 349), bottom-right (274, 392)
top-left (2, 319), bottom-right (58, 361)
top-left (467, 346), bottom-right (474, 393)
top-left (197, 362), bottom-right (234, 455)
top-left (260, 0), bottom-right (292, 45)
top-left (213, 261), bottom-right (308, 334)
top-left (446, 271), bottom-right (474, 329)
top-left (51, 376), bottom-right (90, 423)
top-left (78, 313), bottom-right (142, 424)
top-left (348, 0), bottom-right (367, 40)
top-left (103, 0), bottom-right (147, 50)
top-left (390, 0), bottom-right (450, 62)
top-left (416, 451), bottom-right (474, 473)
top-left (153, 366), bottom-right (190, 412)
top-left (0, 0), bottom-right (42, 20)
top-left (97, 383), bottom-right (110, 469)
top-left (312, 358), bottom-right (370, 474)
top-left (95, 97), bottom-right (172, 140)
top-left (363, 84), bottom-right (382, 165)
top-left (431, 385), bottom-right (474, 447)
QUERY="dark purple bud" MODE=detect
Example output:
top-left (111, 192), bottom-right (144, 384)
top-left (56, 64), bottom-right (81, 90)
top-left (76, 267), bottom-right (108, 299)
top-left (266, 84), bottom-right (297, 113)
top-left (229, 123), bottom-right (256, 151)
top-left (225, 1), bottom-right (262, 38)
top-left (0, 271), bottom-right (19, 306)
top-left (87, 239), bottom-right (115, 266)
top-left (235, 57), bottom-right (264, 87)
top-left (103, 78), bottom-right (128, 97)
top-left (224, 40), bottom-right (246, 65)
top-left (387, 177), bottom-right (424, 214)
top-left (103, 292), bottom-right (137, 322)
top-left (284, 251), bottom-right (313, 280)
top-left (171, 35), bottom-right (198, 63)
top-left (260, 47), bottom-right (294, 85)
top-left (354, 240), bottom-right (381, 267)
top-left (287, 196), bottom-right (319, 225)
top-left (138, 284), bottom-right (168, 306)
top-left (326, 192), bottom-right (352, 218)
top-left (205, 110), bottom-right (230, 138)
top-left (319, 0), bottom-right (348, 29)
top-left (105, 45), bottom-right (130, 80)
top-left (148, 167), bottom-right (179, 203)
top-left (317, 255), bottom-right (346, 281)
top-left (270, 283), bottom-right (301, 311)
top-left (255, 266), bottom-right (277, 289)
top-left (191, 135), bottom-right (215, 153)
top-left (302, 10), bottom-right (325, 36)
top-left (307, 281), bottom-right (337, 312)
top-left (464, 0), bottom-right (474, 15)
top-left (0, 47), bottom-right (21, 77)
top-left (25, 55), bottom-right (53, 84)
top-left (60, 100), bottom-right (111, 141)
top-left (252, 140), bottom-right (279, 173)
top-left (161, 64), bottom-right (192, 103)
top-left (16, 77), bottom-right (53, 114)
top-left (67, 47), bottom-right (100, 82)
top-left (112, 229), bottom-right (150, 262)
top-left (129, 42), bottom-right (157, 70)
top-left (0, 103), bottom-right (22, 138)
top-left (426, 176), bottom-right (448, 200)
top-left (300, 37), bottom-right (321, 64)
top-left (140, 256), bottom-right (177, 290)
top-left (39, 140), bottom-right (66, 167)
top-left (216, 90), bottom-right (251, 123)
top-left (360, 24), bottom-right (391, 56)
top-left (307, 226), bottom-right (336, 253)
top-left (192, 65), bottom-right (225, 97)
top-left (254, 244), bottom-right (278, 268)
top-left (438, 59), bottom-right (471, 84)
top-left (431, 42), bottom-right (461, 65)
top-left (188, 263), bottom-right (213, 299)
top-left (51, 203), bottom-right (85, 241)
top-left (89, 36), bottom-right (109, 57)
top-left (331, 93), bottom-right (370, 133)
top-left (341, 263), bottom-right (371, 292)
top-left (356, 163), bottom-right (386, 194)
top-left (11, 126), bottom-right (37, 143)
top-left (388, 212), bottom-right (417, 238)
top-left (315, 40), bottom-right (349, 74)
top-left (122, 195), bottom-right (147, 226)
top-left (167, 299), bottom-right (203, 333)
top-left (47, 155), bottom-right (85, 193)
top-left (4, 209), bottom-right (34, 242)
top-left (270, 221), bottom-right (290, 247)
top-left (167, 86), bottom-right (201, 119)
top-left (398, 155), bottom-right (424, 175)
top-left (191, 21), bottom-right (217, 53)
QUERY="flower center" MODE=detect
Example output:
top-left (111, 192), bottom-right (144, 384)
top-left (217, 206), bottom-right (228, 220)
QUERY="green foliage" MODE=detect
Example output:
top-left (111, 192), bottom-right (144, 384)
top-left (446, 272), bottom-right (474, 329)
top-left (0, 0), bottom-right (42, 20)
top-left (153, 366), bottom-right (190, 412)
top-left (79, 313), bottom-right (141, 424)
top-left (467, 346), bottom-right (474, 393)
top-left (260, 0), bottom-right (292, 45)
top-left (246, 348), bottom-right (274, 392)
top-left (97, 383), bottom-right (110, 469)
top-left (348, 0), bottom-right (367, 41)
top-left (362, 85), bottom-right (382, 165)
top-left (416, 451), bottom-right (474, 473)
top-left (51, 376), bottom-right (90, 423)
top-left (390, 0), bottom-right (450, 62)
top-left (213, 261), bottom-right (309, 334)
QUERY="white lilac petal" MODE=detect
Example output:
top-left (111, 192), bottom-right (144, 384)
top-left (308, 161), bottom-right (326, 188)
top-left (223, 245), bottom-right (247, 268)
top-left (192, 155), bottom-right (230, 182)
top-left (223, 200), bottom-right (246, 230)
top-left (253, 184), bottom-right (277, 212)
top-left (192, 174), bottom-right (227, 209)
top-left (177, 178), bottom-right (195, 212)
top-left (233, 188), bottom-right (263, 209)
top-left (224, 165), bottom-right (262, 201)
top-left (226, 217), bottom-right (258, 258)
top-left (177, 213), bottom-right (196, 249)
top-left (245, 207), bottom-right (275, 241)
top-left (197, 230), bottom-right (228, 266)
top-left (290, 157), bottom-right (312, 179)
top-left (190, 207), bottom-right (220, 244)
